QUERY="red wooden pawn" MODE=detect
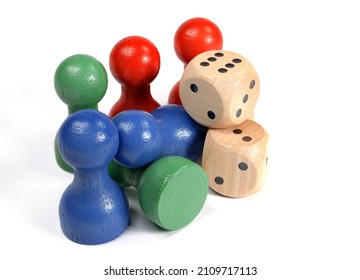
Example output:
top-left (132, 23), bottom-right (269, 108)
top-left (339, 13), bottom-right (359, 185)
top-left (109, 36), bottom-right (161, 118)
top-left (168, 17), bottom-right (223, 105)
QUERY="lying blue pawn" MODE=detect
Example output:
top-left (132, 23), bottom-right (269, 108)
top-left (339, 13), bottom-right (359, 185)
top-left (57, 109), bottom-right (129, 245)
top-left (112, 105), bottom-right (206, 169)
top-left (112, 110), bottom-right (162, 168)
top-left (152, 104), bottom-right (206, 162)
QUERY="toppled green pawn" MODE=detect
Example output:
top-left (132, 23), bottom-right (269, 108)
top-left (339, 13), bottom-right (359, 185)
top-left (111, 156), bottom-right (209, 230)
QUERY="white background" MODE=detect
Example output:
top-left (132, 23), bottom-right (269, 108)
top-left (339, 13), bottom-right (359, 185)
top-left (1, 0), bottom-right (359, 279)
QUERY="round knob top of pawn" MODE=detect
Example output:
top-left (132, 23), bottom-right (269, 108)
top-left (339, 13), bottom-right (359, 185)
top-left (58, 109), bottom-right (119, 171)
top-left (109, 36), bottom-right (160, 87)
top-left (54, 54), bottom-right (108, 108)
top-left (174, 17), bottom-right (223, 65)
top-left (113, 110), bottom-right (162, 168)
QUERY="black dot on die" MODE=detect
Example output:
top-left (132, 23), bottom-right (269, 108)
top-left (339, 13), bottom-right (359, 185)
top-left (225, 63), bottom-right (235, 68)
top-left (190, 84), bottom-right (198, 93)
top-left (200, 62), bottom-right (210, 67)
top-left (236, 109), bottom-right (242, 118)
top-left (243, 94), bottom-right (249, 103)
top-left (232, 58), bottom-right (242, 63)
top-left (208, 57), bottom-right (217, 62)
top-left (207, 111), bottom-right (216, 120)
top-left (233, 129), bottom-right (243, 134)
top-left (238, 162), bottom-right (248, 171)
top-left (215, 52), bottom-right (224, 57)
top-left (250, 80), bottom-right (256, 89)
top-left (242, 136), bottom-right (252, 142)
top-left (214, 176), bottom-right (224, 185)
top-left (218, 68), bottom-right (227, 73)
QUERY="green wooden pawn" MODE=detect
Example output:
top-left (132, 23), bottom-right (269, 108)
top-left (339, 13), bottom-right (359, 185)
top-left (110, 156), bottom-right (209, 230)
top-left (108, 160), bottom-right (146, 188)
top-left (54, 54), bottom-right (108, 172)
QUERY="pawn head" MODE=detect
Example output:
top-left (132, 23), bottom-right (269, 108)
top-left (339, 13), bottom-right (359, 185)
top-left (174, 17), bottom-right (223, 65)
top-left (109, 36), bottom-right (160, 87)
top-left (58, 109), bottom-right (119, 170)
top-left (54, 54), bottom-right (108, 109)
top-left (113, 110), bottom-right (162, 168)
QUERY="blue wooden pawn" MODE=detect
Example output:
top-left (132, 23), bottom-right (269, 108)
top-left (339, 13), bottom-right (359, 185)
top-left (57, 109), bottom-right (129, 245)
top-left (152, 104), bottom-right (207, 161)
top-left (112, 110), bottom-right (162, 168)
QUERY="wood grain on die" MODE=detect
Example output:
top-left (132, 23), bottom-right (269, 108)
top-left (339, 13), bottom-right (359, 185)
top-left (202, 119), bottom-right (269, 198)
top-left (180, 50), bottom-right (260, 128)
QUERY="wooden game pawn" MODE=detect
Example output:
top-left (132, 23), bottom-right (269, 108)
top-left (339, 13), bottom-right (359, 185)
top-left (57, 110), bottom-right (129, 245)
top-left (109, 156), bottom-right (208, 230)
top-left (54, 54), bottom-right (108, 173)
top-left (168, 17), bottom-right (223, 105)
top-left (109, 36), bottom-right (161, 118)
top-left (111, 104), bottom-right (206, 170)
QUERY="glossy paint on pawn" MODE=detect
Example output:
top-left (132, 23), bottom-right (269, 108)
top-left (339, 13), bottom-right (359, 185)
top-left (54, 54), bottom-right (108, 113)
top-left (152, 104), bottom-right (206, 162)
top-left (109, 36), bottom-right (161, 117)
top-left (137, 156), bottom-right (209, 230)
top-left (54, 54), bottom-right (108, 173)
top-left (58, 109), bottom-right (129, 245)
top-left (112, 110), bottom-right (162, 168)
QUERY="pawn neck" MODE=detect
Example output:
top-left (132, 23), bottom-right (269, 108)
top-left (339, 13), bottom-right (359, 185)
top-left (68, 104), bottom-right (98, 115)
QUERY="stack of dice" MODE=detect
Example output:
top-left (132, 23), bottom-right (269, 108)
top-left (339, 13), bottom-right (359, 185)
top-left (179, 50), bottom-right (269, 198)
top-left (53, 17), bottom-right (269, 245)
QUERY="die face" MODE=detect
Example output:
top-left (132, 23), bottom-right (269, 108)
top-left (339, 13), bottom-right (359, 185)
top-left (207, 153), bottom-right (258, 198)
top-left (213, 119), bottom-right (267, 149)
top-left (202, 120), bottom-right (269, 197)
top-left (180, 50), bottom-right (260, 128)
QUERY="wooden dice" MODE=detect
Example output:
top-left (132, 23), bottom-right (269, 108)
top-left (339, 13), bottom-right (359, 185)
top-left (202, 120), bottom-right (268, 197)
top-left (180, 49), bottom-right (269, 198)
top-left (180, 50), bottom-right (259, 128)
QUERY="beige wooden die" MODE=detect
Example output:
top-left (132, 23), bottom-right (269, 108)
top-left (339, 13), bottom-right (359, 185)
top-left (179, 50), bottom-right (260, 128)
top-left (202, 119), bottom-right (269, 198)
